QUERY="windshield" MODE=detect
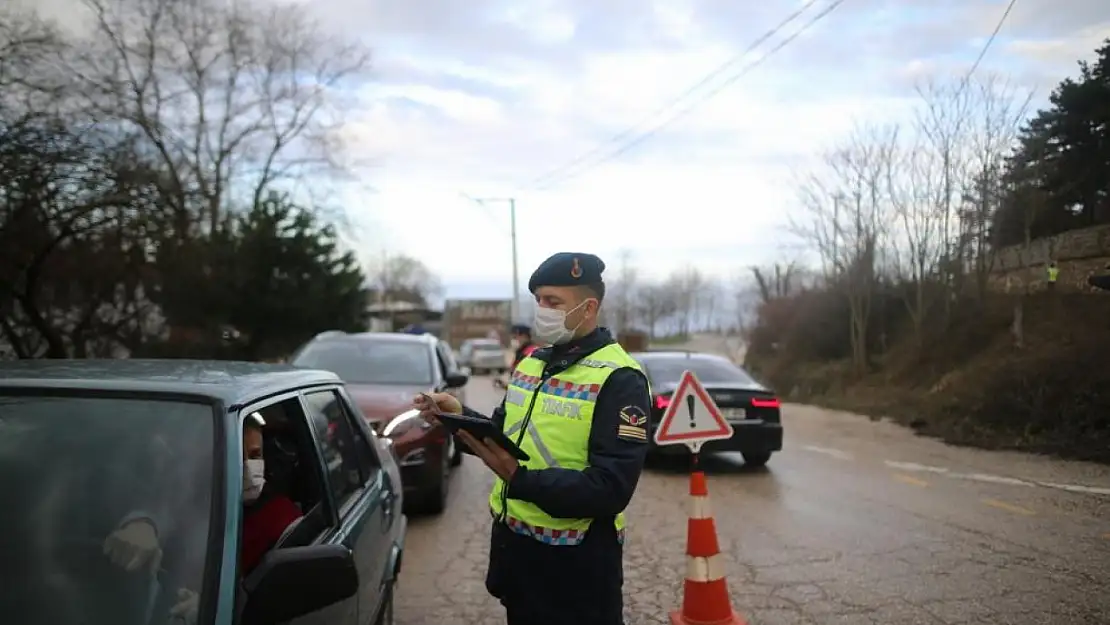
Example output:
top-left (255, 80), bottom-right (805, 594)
top-left (0, 394), bottom-right (216, 625)
top-left (294, 339), bottom-right (435, 385)
top-left (642, 357), bottom-right (756, 386)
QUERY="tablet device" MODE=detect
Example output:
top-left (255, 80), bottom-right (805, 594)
top-left (436, 412), bottom-right (531, 462)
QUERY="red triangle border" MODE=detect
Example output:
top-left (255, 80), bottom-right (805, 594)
top-left (655, 370), bottom-right (733, 443)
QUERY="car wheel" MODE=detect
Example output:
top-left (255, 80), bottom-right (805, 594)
top-left (742, 451), bottom-right (772, 467)
top-left (374, 582), bottom-right (394, 625)
top-left (420, 442), bottom-right (451, 514)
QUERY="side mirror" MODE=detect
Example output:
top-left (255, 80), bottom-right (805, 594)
top-left (445, 372), bottom-right (469, 388)
top-left (241, 544), bottom-right (358, 625)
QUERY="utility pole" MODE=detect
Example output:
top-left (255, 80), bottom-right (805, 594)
top-left (462, 194), bottom-right (521, 322)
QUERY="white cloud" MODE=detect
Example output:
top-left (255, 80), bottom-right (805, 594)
top-left (20, 0), bottom-right (1110, 296)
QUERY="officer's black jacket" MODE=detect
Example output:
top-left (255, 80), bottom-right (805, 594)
top-left (460, 327), bottom-right (651, 520)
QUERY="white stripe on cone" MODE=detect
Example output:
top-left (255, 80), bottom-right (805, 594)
top-left (688, 494), bottom-right (713, 519)
top-left (685, 554), bottom-right (727, 582)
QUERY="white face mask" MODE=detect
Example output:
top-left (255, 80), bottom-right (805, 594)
top-left (510, 338), bottom-right (521, 349)
top-left (533, 300), bottom-right (592, 345)
top-left (243, 458), bottom-right (266, 503)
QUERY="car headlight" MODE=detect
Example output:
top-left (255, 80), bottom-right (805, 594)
top-left (382, 409), bottom-right (431, 437)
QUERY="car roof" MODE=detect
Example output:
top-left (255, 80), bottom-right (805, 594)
top-left (0, 359), bottom-right (341, 409)
top-left (630, 350), bottom-right (732, 362)
top-left (313, 332), bottom-right (437, 345)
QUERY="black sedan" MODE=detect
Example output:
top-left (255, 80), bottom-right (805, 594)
top-left (632, 350), bottom-right (783, 467)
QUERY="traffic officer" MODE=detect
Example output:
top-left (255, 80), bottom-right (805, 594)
top-left (1046, 261), bottom-right (1059, 290)
top-left (414, 252), bottom-right (652, 625)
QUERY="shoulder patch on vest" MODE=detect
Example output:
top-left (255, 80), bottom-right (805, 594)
top-left (616, 405), bottom-right (648, 443)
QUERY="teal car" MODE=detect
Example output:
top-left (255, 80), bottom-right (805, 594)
top-left (0, 360), bottom-right (406, 625)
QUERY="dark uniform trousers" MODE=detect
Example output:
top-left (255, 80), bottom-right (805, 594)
top-left (487, 517), bottom-right (625, 625)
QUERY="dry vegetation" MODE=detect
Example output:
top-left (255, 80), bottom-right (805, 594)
top-left (744, 44), bottom-right (1110, 463)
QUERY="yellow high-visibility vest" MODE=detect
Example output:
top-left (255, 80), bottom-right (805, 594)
top-left (1047, 266), bottom-right (1059, 282)
top-left (488, 342), bottom-right (646, 545)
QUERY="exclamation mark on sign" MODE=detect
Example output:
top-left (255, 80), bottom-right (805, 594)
top-left (686, 394), bottom-right (696, 428)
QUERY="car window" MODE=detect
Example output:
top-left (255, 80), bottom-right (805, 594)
top-left (303, 390), bottom-right (376, 510)
top-left (331, 391), bottom-right (381, 478)
top-left (0, 394), bottom-right (215, 625)
top-left (642, 357), bottom-right (756, 386)
top-left (436, 342), bottom-right (457, 375)
top-left (292, 339), bottom-right (434, 385)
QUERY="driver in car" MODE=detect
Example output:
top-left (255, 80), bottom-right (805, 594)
top-left (105, 413), bottom-right (303, 624)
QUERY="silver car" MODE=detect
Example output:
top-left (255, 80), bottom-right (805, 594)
top-left (459, 338), bottom-right (507, 375)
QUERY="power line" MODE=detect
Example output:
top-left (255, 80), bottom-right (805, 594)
top-left (526, 0), bottom-right (847, 192)
top-left (522, 0), bottom-right (827, 192)
top-left (961, 0), bottom-right (1018, 86)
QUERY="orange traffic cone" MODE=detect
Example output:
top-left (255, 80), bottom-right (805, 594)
top-left (669, 471), bottom-right (748, 625)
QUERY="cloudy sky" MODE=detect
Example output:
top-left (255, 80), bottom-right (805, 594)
top-left (23, 0), bottom-right (1110, 301)
top-left (319, 0), bottom-right (1108, 300)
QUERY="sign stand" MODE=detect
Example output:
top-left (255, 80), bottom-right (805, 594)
top-left (660, 374), bottom-right (748, 625)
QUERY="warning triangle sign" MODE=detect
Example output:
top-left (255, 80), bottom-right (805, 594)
top-left (654, 370), bottom-right (734, 447)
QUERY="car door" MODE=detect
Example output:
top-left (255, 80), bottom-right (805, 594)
top-left (300, 387), bottom-right (393, 625)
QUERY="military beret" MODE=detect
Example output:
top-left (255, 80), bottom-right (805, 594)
top-left (528, 252), bottom-right (606, 293)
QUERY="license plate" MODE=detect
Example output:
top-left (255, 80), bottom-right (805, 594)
top-left (723, 408), bottom-right (747, 421)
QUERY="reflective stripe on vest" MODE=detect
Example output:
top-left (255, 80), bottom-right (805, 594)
top-left (489, 342), bottom-right (646, 546)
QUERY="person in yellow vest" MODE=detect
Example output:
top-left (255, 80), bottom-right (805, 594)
top-left (413, 252), bottom-right (651, 625)
top-left (1046, 260), bottom-right (1059, 290)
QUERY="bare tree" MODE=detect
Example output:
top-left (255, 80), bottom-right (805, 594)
top-left (913, 78), bottom-right (973, 318)
top-left (696, 275), bottom-right (720, 332)
top-left (887, 137), bottom-right (944, 344)
top-left (750, 262), bottom-right (799, 304)
top-left (70, 0), bottom-right (372, 231)
top-left (637, 282), bottom-right (677, 339)
top-left (368, 253), bottom-right (442, 308)
top-left (606, 248), bottom-right (639, 334)
top-left (960, 74), bottom-right (1034, 299)
top-left (792, 123), bottom-right (899, 371)
top-left (665, 266), bottom-right (705, 338)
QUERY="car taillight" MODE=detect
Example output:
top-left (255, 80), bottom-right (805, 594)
top-left (751, 397), bottom-right (780, 408)
top-left (654, 394), bottom-right (671, 410)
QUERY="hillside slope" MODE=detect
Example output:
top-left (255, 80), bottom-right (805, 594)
top-left (751, 293), bottom-right (1110, 464)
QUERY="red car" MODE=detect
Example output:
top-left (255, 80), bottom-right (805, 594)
top-left (291, 331), bottom-right (468, 514)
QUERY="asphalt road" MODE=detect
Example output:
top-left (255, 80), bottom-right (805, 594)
top-left (395, 376), bottom-right (1110, 625)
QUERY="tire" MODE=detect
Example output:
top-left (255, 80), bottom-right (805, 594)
top-left (742, 451), bottom-right (772, 468)
top-left (419, 442), bottom-right (451, 514)
top-left (374, 582), bottom-right (394, 625)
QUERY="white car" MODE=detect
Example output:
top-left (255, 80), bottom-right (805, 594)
top-left (459, 338), bottom-right (508, 375)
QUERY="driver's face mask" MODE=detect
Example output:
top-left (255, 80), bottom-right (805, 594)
top-left (243, 459), bottom-right (266, 503)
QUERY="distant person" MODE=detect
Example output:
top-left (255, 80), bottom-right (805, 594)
top-left (1046, 261), bottom-right (1059, 290)
top-left (509, 324), bottom-right (537, 369)
top-left (413, 252), bottom-right (652, 625)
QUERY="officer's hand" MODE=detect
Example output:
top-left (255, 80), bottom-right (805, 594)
top-left (457, 430), bottom-right (518, 482)
top-left (103, 519), bottom-right (163, 575)
top-left (412, 392), bottom-right (462, 423)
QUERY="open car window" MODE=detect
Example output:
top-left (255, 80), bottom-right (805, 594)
top-left (0, 394), bottom-right (217, 625)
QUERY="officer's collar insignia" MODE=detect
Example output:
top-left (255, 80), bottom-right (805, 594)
top-left (570, 257), bottom-right (582, 279)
